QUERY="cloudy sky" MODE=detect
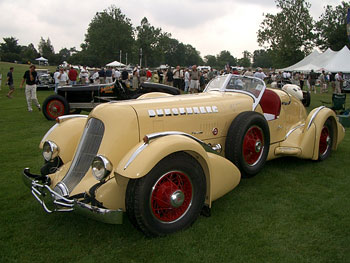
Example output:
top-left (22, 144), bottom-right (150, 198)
top-left (0, 0), bottom-right (341, 59)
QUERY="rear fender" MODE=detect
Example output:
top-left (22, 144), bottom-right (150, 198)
top-left (115, 133), bottom-right (240, 206)
top-left (137, 92), bottom-right (173, 100)
top-left (39, 116), bottom-right (87, 163)
top-left (304, 107), bottom-right (340, 160)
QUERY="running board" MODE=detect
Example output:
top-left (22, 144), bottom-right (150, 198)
top-left (275, 147), bottom-right (301, 156)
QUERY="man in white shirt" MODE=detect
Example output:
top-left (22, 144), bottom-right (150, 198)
top-left (335, 72), bottom-right (343, 94)
top-left (54, 67), bottom-right (68, 93)
top-left (253, 68), bottom-right (266, 80)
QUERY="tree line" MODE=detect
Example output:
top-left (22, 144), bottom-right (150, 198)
top-left (0, 1), bottom-right (349, 69)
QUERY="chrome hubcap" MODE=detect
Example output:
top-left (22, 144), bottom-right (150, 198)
top-left (255, 141), bottom-right (262, 153)
top-left (170, 190), bottom-right (185, 208)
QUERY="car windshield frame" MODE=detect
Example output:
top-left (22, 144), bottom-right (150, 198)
top-left (204, 74), bottom-right (266, 110)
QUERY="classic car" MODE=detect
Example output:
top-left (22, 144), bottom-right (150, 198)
top-left (36, 69), bottom-right (55, 90)
top-left (42, 80), bottom-right (180, 120)
top-left (23, 74), bottom-right (345, 237)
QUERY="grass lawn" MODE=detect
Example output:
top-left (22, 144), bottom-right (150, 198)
top-left (0, 61), bottom-right (349, 262)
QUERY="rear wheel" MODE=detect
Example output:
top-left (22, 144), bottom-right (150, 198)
top-left (225, 112), bottom-right (270, 178)
top-left (318, 118), bottom-right (334, 161)
top-left (42, 95), bottom-right (69, 120)
top-left (126, 152), bottom-right (206, 237)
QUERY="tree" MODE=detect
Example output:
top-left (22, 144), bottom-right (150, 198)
top-left (257, 0), bottom-right (314, 68)
top-left (38, 37), bottom-right (56, 63)
top-left (237, 50), bottom-right (252, 68)
top-left (0, 37), bottom-right (22, 62)
top-left (315, 1), bottom-right (350, 51)
top-left (204, 55), bottom-right (217, 67)
top-left (21, 43), bottom-right (39, 64)
top-left (84, 5), bottom-right (135, 66)
top-left (252, 49), bottom-right (274, 68)
top-left (216, 50), bottom-right (237, 69)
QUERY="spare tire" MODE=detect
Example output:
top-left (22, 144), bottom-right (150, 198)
top-left (225, 111), bottom-right (270, 178)
top-left (42, 94), bottom-right (70, 120)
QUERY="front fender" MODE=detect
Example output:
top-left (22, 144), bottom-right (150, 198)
top-left (39, 116), bottom-right (87, 163)
top-left (137, 92), bottom-right (173, 100)
top-left (115, 133), bottom-right (241, 206)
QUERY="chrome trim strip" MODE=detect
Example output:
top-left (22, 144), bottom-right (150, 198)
top-left (285, 124), bottom-right (305, 140)
top-left (307, 106), bottom-right (325, 130)
top-left (123, 131), bottom-right (220, 171)
top-left (57, 114), bottom-right (88, 122)
top-left (124, 143), bottom-right (148, 170)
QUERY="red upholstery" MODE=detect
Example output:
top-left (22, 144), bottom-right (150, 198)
top-left (259, 89), bottom-right (281, 119)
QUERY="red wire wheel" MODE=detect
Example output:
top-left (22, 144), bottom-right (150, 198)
top-left (46, 99), bottom-right (65, 119)
top-left (319, 125), bottom-right (330, 156)
top-left (242, 126), bottom-right (264, 166)
top-left (150, 171), bottom-right (193, 223)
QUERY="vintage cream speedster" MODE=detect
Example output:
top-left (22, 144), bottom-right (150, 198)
top-left (23, 74), bottom-right (345, 236)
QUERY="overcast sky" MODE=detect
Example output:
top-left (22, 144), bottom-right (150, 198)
top-left (0, 0), bottom-right (341, 59)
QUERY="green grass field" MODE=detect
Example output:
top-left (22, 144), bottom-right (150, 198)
top-left (0, 61), bottom-right (349, 262)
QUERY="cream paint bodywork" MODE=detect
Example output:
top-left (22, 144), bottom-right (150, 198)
top-left (41, 88), bottom-right (345, 212)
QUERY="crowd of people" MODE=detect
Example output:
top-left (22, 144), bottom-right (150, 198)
top-left (3, 63), bottom-right (348, 113)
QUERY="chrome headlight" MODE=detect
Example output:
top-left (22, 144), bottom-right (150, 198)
top-left (91, 155), bottom-right (113, 181)
top-left (43, 141), bottom-right (59, 161)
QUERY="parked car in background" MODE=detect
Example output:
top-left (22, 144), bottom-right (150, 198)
top-left (23, 74), bottom-right (345, 236)
top-left (41, 80), bottom-right (180, 120)
top-left (36, 69), bottom-right (55, 90)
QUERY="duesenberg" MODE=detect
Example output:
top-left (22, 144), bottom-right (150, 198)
top-left (23, 74), bottom-right (345, 236)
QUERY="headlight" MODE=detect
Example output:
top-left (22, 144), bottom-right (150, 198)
top-left (91, 155), bottom-right (113, 181)
top-left (43, 141), bottom-right (59, 161)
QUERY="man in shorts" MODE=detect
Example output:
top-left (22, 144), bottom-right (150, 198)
top-left (20, 64), bottom-right (41, 112)
top-left (6, 67), bottom-right (15, 98)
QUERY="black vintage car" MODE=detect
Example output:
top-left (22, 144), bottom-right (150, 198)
top-left (42, 81), bottom-right (180, 120)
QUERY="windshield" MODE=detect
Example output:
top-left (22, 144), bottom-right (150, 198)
top-left (205, 74), bottom-right (265, 99)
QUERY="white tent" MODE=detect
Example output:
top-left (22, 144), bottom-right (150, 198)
top-left (282, 46), bottom-right (350, 73)
top-left (106, 60), bottom-right (126, 67)
top-left (35, 56), bottom-right (48, 65)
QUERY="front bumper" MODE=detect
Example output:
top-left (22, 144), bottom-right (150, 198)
top-left (23, 168), bottom-right (123, 224)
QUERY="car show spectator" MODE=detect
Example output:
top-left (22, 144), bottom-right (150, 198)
top-left (189, 65), bottom-right (199, 93)
top-left (54, 67), bottom-right (68, 93)
top-left (151, 70), bottom-right (159, 83)
top-left (308, 69), bottom-right (318, 94)
top-left (79, 66), bottom-right (89, 84)
top-left (114, 68), bottom-right (121, 80)
top-left (105, 67), bottom-right (113, 83)
top-left (6, 67), bottom-right (15, 98)
top-left (199, 71), bottom-right (206, 92)
top-left (98, 68), bottom-right (106, 84)
top-left (139, 67), bottom-right (147, 85)
top-left (253, 68), bottom-right (267, 80)
top-left (91, 68), bottom-right (100, 84)
top-left (20, 65), bottom-right (41, 112)
top-left (68, 66), bottom-right (78, 85)
top-left (335, 72), bottom-right (343, 94)
top-left (173, 66), bottom-right (183, 90)
top-left (243, 68), bottom-right (254, 77)
top-left (299, 73), bottom-right (305, 89)
top-left (165, 68), bottom-right (174, 86)
top-left (132, 68), bottom-right (139, 88)
top-left (319, 70), bottom-right (327, 93)
top-left (184, 68), bottom-right (190, 93)
top-left (146, 68), bottom-right (152, 81)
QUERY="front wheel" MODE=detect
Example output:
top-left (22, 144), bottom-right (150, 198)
top-left (318, 118), bottom-right (334, 161)
top-left (126, 152), bottom-right (206, 237)
top-left (42, 95), bottom-right (70, 120)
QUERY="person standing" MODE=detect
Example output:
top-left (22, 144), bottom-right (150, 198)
top-left (319, 70), bottom-right (327, 93)
top-left (79, 66), bottom-right (89, 84)
top-left (299, 73), bottom-right (305, 89)
top-left (335, 72), bottom-right (343, 94)
top-left (6, 67), bottom-right (15, 98)
top-left (253, 68), bottom-right (266, 80)
top-left (20, 65), bottom-right (41, 112)
top-left (184, 68), bottom-right (190, 93)
top-left (165, 68), bottom-right (174, 86)
top-left (173, 66), bottom-right (183, 90)
top-left (54, 67), bottom-right (68, 93)
top-left (105, 67), bottom-right (113, 83)
top-left (98, 68), bottom-right (106, 84)
top-left (132, 68), bottom-right (139, 89)
top-left (68, 66), bottom-right (78, 85)
top-left (308, 69), bottom-right (317, 94)
top-left (139, 67), bottom-right (147, 85)
top-left (189, 65), bottom-right (199, 93)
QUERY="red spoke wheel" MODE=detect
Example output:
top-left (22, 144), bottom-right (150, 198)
top-left (126, 152), bottom-right (206, 237)
top-left (42, 95), bottom-right (69, 121)
top-left (242, 126), bottom-right (264, 166)
top-left (225, 111), bottom-right (270, 178)
top-left (150, 171), bottom-right (193, 223)
top-left (318, 118), bottom-right (333, 161)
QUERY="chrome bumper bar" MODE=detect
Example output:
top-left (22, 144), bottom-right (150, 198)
top-left (23, 168), bottom-right (123, 224)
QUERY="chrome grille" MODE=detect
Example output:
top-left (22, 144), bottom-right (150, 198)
top-left (55, 118), bottom-right (104, 195)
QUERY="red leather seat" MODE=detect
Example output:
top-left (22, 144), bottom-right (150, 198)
top-left (259, 89), bottom-right (281, 120)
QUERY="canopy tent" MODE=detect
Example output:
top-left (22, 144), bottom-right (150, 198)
top-left (106, 60), bottom-right (126, 67)
top-left (35, 56), bottom-right (48, 65)
top-left (281, 46), bottom-right (350, 73)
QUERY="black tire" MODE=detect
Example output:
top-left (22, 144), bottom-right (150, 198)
top-left (302, 91), bottom-right (311, 107)
top-left (42, 95), bottom-right (70, 120)
top-left (225, 111), bottom-right (270, 178)
top-left (318, 118), bottom-right (334, 161)
top-left (126, 152), bottom-right (206, 237)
